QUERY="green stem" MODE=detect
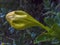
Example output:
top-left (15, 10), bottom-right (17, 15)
top-left (35, 20), bottom-right (51, 32)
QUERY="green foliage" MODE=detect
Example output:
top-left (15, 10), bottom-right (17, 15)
top-left (51, 23), bottom-right (60, 39)
top-left (34, 0), bottom-right (60, 44)
top-left (6, 0), bottom-right (60, 44)
top-left (34, 32), bottom-right (53, 44)
top-left (6, 10), bottom-right (60, 44)
top-left (43, 0), bottom-right (51, 9)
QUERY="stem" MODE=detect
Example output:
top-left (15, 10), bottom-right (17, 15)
top-left (35, 20), bottom-right (51, 32)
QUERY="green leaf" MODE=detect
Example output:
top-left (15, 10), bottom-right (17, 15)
top-left (43, 0), bottom-right (51, 9)
top-left (44, 16), bottom-right (55, 27)
top-left (55, 12), bottom-right (60, 24)
top-left (51, 23), bottom-right (60, 40)
top-left (34, 32), bottom-right (52, 44)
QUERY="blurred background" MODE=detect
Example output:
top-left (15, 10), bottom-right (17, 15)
top-left (0, 0), bottom-right (60, 45)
